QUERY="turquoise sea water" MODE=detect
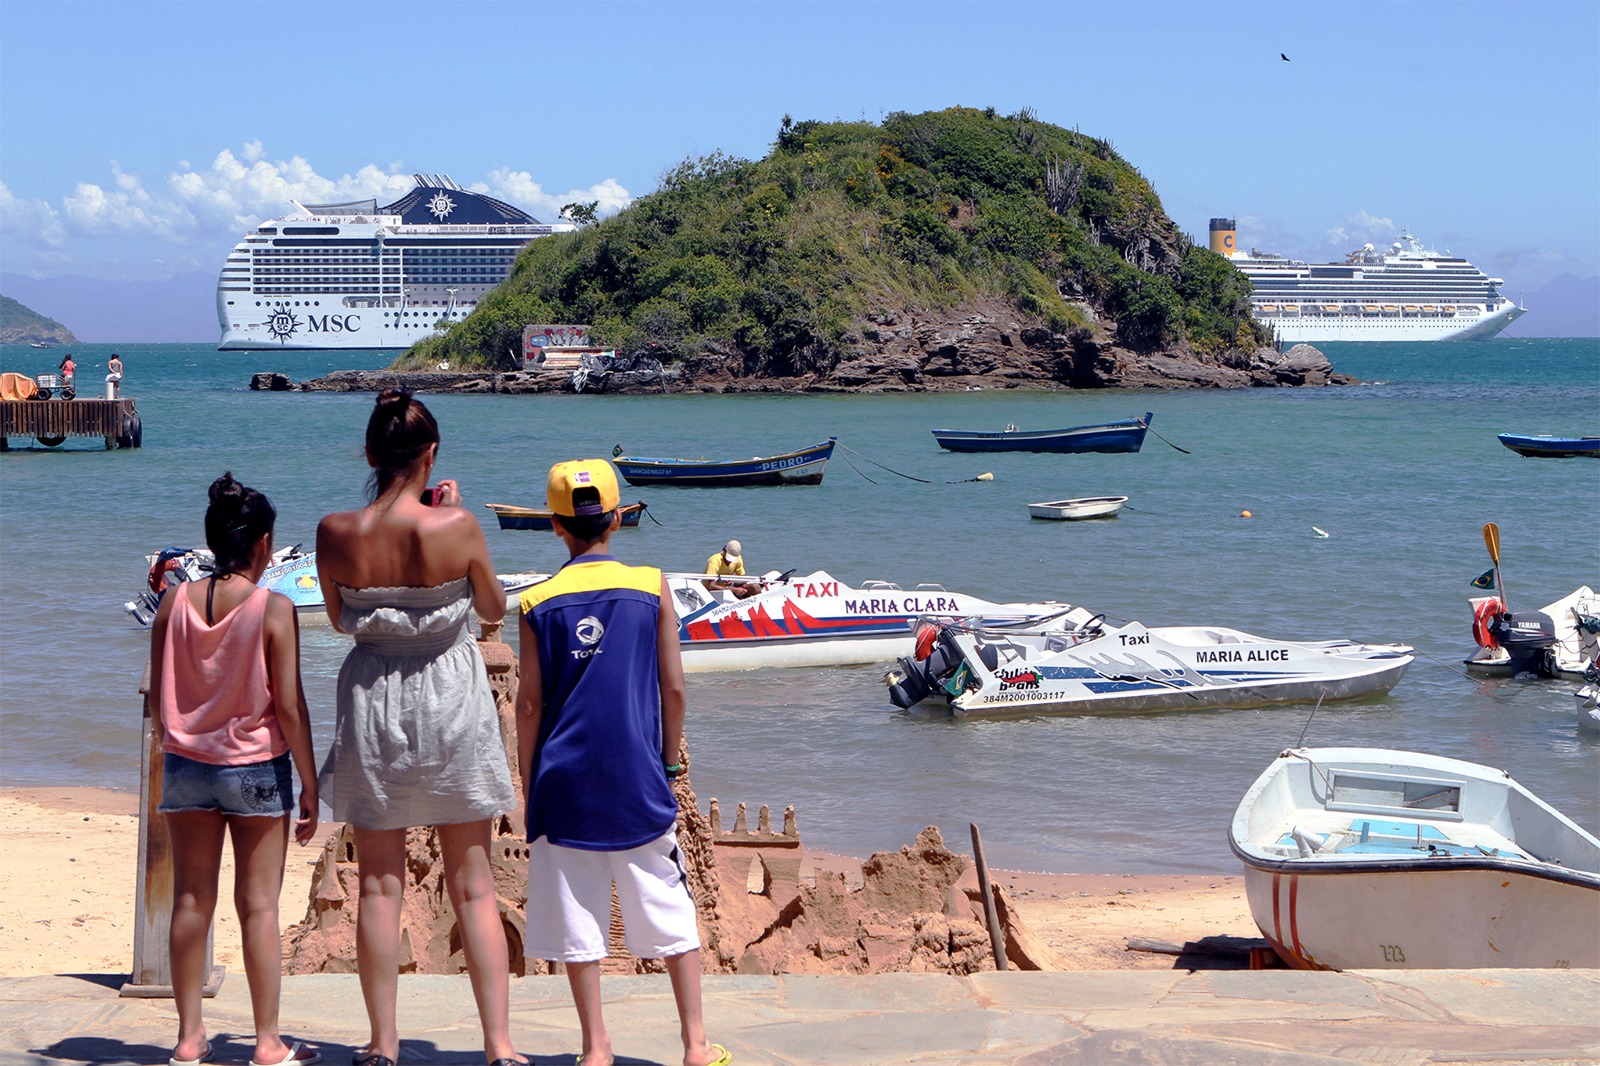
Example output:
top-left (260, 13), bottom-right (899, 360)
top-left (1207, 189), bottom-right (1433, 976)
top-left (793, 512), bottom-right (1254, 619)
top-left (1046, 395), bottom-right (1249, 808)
top-left (1, 338), bottom-right (1596, 874)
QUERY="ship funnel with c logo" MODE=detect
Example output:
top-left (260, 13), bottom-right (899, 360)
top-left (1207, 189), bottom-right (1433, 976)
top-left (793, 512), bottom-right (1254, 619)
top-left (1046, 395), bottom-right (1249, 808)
top-left (1209, 217), bottom-right (1237, 258)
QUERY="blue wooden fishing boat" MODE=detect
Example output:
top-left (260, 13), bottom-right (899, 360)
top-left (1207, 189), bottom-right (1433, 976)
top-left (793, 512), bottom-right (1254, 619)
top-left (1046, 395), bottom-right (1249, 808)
top-left (931, 413), bottom-right (1152, 454)
top-left (1497, 433), bottom-right (1600, 459)
top-left (485, 500), bottom-right (647, 531)
top-left (614, 438), bottom-right (836, 487)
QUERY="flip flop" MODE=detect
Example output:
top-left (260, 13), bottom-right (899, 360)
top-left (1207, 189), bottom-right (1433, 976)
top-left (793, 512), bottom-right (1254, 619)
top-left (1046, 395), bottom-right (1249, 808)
top-left (701, 1046), bottom-right (732, 1066)
top-left (169, 1042), bottom-right (211, 1066)
top-left (249, 1042), bottom-right (321, 1066)
top-left (352, 1056), bottom-right (395, 1066)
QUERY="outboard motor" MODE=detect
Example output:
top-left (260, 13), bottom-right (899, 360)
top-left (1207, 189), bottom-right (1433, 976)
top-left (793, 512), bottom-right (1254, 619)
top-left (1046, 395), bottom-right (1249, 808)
top-left (885, 624), bottom-right (966, 708)
top-left (1489, 609), bottom-right (1559, 677)
top-left (886, 659), bottom-right (932, 708)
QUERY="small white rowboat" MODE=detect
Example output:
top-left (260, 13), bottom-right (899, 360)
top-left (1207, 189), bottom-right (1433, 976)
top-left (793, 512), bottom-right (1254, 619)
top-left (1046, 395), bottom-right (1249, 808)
top-left (1027, 495), bottom-right (1128, 521)
top-left (1230, 747), bottom-right (1600, 970)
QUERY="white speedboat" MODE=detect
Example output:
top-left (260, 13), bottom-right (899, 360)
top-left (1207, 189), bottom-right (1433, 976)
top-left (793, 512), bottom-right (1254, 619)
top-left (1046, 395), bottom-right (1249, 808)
top-left (1027, 496), bottom-right (1128, 520)
top-left (667, 569), bottom-right (1074, 672)
top-left (1465, 586), bottom-right (1600, 681)
top-left (1229, 747), bottom-right (1600, 970)
top-left (125, 547), bottom-right (546, 627)
top-left (885, 614), bottom-right (1411, 716)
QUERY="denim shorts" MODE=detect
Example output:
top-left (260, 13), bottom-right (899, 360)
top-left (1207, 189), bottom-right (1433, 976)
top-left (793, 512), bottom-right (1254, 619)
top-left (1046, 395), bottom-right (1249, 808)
top-left (159, 751), bottom-right (294, 817)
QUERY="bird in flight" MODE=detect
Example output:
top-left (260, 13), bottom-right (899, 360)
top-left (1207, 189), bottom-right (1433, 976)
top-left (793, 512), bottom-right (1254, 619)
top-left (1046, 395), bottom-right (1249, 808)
top-left (1280, 53), bottom-right (1291, 61)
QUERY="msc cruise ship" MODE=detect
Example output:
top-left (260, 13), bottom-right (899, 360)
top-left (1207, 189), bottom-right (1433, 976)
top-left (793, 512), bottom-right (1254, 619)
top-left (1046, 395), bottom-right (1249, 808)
top-left (1209, 218), bottom-right (1525, 343)
top-left (217, 175), bottom-right (568, 350)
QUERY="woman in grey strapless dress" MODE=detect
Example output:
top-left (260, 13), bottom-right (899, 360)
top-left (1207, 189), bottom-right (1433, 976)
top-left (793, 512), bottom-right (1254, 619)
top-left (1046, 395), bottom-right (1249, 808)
top-left (315, 389), bottom-right (521, 1066)
top-left (319, 578), bottom-right (513, 830)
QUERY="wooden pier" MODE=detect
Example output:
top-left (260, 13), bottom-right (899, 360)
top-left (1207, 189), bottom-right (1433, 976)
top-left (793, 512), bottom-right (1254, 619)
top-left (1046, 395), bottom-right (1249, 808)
top-left (0, 398), bottom-right (142, 449)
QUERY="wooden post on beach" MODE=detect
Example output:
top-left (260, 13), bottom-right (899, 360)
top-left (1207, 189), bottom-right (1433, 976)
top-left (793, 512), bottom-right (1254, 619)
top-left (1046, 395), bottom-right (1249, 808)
top-left (969, 822), bottom-right (1008, 972)
top-left (121, 665), bottom-right (225, 998)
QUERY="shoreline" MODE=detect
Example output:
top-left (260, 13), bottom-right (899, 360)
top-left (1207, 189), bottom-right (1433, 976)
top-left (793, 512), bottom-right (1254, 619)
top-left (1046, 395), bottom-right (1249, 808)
top-left (0, 786), bottom-right (1261, 977)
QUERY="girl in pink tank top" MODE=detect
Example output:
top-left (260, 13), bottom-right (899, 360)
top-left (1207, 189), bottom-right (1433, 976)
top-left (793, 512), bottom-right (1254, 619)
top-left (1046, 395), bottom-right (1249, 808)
top-left (147, 472), bottom-right (321, 1066)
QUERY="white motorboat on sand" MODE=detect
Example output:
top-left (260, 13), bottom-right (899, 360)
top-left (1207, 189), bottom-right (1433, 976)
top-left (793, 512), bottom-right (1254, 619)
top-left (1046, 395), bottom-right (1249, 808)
top-left (885, 613), bottom-right (1412, 716)
top-left (1230, 747), bottom-right (1600, 970)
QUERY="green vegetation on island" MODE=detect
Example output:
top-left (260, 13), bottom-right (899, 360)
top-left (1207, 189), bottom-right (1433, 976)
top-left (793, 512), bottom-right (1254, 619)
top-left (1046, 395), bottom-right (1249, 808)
top-left (403, 107), bottom-right (1266, 378)
top-left (0, 295), bottom-right (78, 346)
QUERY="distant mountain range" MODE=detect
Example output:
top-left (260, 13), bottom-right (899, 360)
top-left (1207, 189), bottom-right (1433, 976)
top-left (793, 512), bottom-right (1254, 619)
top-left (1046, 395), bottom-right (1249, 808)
top-left (1, 265), bottom-right (1594, 346)
top-left (1501, 274), bottom-right (1600, 339)
top-left (0, 271), bottom-right (216, 343)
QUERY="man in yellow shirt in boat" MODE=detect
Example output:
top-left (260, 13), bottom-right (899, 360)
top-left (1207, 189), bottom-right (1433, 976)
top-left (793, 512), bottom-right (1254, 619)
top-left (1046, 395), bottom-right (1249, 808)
top-left (704, 540), bottom-right (758, 599)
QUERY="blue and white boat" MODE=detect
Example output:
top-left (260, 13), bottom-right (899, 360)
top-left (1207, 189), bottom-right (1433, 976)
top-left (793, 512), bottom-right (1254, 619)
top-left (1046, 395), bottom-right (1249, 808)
top-left (886, 612), bottom-right (1412, 716)
top-left (1230, 747), bottom-right (1600, 970)
top-left (614, 438), bottom-right (836, 487)
top-left (1497, 433), bottom-right (1600, 459)
top-left (931, 413), bottom-right (1152, 454)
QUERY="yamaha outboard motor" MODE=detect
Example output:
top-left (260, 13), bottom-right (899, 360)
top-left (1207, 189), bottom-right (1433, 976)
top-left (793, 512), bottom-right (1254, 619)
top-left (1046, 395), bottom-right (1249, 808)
top-left (886, 625), bottom-right (965, 708)
top-left (1489, 610), bottom-right (1559, 677)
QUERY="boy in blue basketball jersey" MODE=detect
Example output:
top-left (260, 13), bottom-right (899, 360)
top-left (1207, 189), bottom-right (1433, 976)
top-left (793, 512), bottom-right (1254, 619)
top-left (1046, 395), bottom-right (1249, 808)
top-left (516, 459), bottom-right (729, 1066)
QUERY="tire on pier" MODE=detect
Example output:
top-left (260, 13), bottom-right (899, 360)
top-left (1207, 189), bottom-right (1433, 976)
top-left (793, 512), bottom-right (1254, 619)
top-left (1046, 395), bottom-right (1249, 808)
top-left (116, 413), bottom-right (136, 449)
top-left (37, 435), bottom-right (66, 448)
top-left (62, 386), bottom-right (76, 401)
top-left (129, 414), bottom-right (142, 448)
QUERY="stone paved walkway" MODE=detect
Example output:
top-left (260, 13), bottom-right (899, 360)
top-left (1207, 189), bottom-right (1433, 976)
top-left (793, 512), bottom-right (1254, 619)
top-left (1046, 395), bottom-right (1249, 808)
top-left (2, 970), bottom-right (1597, 1065)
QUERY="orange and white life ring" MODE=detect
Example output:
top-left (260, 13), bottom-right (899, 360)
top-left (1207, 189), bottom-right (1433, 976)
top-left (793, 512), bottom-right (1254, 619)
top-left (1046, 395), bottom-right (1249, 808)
top-left (1471, 597), bottom-right (1506, 648)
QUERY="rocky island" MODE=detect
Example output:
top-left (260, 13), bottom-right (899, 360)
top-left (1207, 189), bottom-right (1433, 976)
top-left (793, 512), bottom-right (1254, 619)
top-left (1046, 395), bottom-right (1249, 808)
top-left (0, 295), bottom-right (78, 348)
top-left (303, 108), bottom-right (1354, 393)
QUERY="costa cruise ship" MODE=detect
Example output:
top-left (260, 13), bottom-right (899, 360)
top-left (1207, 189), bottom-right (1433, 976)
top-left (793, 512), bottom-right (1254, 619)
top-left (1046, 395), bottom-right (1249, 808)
top-left (1209, 218), bottom-right (1525, 343)
top-left (217, 175), bottom-right (568, 350)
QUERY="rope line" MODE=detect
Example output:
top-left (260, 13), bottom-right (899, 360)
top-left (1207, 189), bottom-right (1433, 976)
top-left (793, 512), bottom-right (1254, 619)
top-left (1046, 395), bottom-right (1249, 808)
top-left (837, 442), bottom-right (932, 483)
top-left (1414, 647), bottom-right (1490, 682)
top-left (840, 450), bottom-right (879, 484)
top-left (1138, 418), bottom-right (1193, 455)
top-left (836, 442), bottom-right (990, 484)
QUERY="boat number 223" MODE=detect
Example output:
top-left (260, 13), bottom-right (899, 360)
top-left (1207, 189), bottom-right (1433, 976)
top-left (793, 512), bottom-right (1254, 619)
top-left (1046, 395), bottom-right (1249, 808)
top-left (1380, 944), bottom-right (1406, 963)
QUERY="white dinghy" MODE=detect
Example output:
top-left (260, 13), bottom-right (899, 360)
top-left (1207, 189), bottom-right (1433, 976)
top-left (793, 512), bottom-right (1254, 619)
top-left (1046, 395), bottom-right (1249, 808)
top-left (1230, 747), bottom-right (1600, 970)
top-left (1027, 496), bottom-right (1128, 520)
top-left (885, 614), bottom-right (1411, 716)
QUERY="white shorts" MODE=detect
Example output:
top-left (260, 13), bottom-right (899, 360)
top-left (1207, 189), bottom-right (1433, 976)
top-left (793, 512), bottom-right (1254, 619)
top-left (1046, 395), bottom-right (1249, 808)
top-left (525, 830), bottom-right (701, 963)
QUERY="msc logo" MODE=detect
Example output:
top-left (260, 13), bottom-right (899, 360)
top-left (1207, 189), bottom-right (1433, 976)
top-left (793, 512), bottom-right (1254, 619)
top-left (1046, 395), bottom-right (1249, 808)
top-left (427, 192), bottom-right (456, 220)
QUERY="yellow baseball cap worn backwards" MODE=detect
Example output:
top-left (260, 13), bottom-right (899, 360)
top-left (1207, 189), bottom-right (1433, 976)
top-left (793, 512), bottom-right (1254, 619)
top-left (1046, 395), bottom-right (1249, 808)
top-left (547, 459), bottom-right (621, 517)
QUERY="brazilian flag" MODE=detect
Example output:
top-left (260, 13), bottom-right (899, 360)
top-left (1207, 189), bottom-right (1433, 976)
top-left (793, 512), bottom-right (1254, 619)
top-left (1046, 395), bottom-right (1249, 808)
top-left (1471, 569), bottom-right (1496, 590)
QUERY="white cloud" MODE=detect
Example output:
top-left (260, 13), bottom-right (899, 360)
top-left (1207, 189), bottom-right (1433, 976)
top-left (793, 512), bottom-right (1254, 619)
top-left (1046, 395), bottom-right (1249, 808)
top-left (0, 147), bottom-right (633, 280)
top-left (482, 169), bottom-right (633, 223)
top-left (1322, 210), bottom-right (1397, 253)
top-left (0, 179), bottom-right (67, 251)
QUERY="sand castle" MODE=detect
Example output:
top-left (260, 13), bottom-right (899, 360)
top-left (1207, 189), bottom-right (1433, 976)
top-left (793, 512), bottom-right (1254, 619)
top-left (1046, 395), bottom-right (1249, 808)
top-left (283, 622), bottom-right (1056, 976)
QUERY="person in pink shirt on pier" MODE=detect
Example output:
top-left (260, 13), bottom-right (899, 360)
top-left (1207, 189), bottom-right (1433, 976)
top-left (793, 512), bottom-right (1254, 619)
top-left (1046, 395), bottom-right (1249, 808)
top-left (147, 472), bottom-right (321, 1066)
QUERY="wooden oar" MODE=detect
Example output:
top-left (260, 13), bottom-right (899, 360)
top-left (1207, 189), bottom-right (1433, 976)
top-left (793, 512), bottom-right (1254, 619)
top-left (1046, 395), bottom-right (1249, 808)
top-left (1482, 522), bottom-right (1506, 606)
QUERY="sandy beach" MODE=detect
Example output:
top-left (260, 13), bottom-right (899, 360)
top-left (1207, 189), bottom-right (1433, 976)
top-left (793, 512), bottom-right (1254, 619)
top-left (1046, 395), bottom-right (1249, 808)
top-left (0, 786), bottom-right (1260, 979)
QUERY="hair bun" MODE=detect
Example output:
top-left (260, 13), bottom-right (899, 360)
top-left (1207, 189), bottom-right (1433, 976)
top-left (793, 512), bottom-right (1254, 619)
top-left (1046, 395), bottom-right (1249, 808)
top-left (208, 470), bottom-right (246, 507)
top-left (374, 388), bottom-right (413, 422)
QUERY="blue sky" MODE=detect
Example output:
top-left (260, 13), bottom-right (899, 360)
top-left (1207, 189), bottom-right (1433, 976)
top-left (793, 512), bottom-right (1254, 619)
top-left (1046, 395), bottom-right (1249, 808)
top-left (2, 0), bottom-right (1597, 298)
